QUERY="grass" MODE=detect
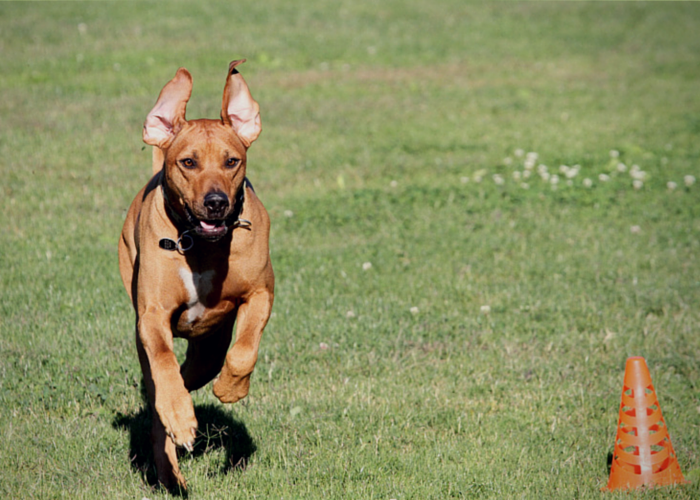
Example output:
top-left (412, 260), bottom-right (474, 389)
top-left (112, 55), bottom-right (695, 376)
top-left (1, 1), bottom-right (700, 498)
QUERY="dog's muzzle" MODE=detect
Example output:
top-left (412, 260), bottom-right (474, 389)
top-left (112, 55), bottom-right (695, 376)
top-left (160, 176), bottom-right (251, 247)
top-left (185, 202), bottom-right (229, 241)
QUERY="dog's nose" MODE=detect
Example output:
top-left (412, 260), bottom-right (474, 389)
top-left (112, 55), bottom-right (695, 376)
top-left (203, 192), bottom-right (229, 218)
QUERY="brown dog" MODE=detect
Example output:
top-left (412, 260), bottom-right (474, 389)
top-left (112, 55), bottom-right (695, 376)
top-left (118, 60), bottom-right (274, 490)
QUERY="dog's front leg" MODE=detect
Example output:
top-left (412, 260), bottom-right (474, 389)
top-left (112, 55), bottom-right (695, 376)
top-left (147, 397), bottom-right (188, 490)
top-left (136, 312), bottom-right (197, 489)
top-left (213, 289), bottom-right (273, 403)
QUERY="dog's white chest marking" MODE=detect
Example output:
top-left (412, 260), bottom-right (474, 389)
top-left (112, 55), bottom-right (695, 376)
top-left (178, 268), bottom-right (215, 323)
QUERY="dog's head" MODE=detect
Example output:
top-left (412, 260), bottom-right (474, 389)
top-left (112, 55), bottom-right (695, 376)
top-left (142, 60), bottom-right (261, 240)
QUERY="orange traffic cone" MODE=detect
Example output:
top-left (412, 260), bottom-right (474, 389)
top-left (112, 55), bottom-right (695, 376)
top-left (605, 356), bottom-right (688, 491)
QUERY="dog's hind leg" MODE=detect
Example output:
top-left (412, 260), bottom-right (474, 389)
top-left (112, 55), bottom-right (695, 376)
top-left (180, 315), bottom-right (235, 392)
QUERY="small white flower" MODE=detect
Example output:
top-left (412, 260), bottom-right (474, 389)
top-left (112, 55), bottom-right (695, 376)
top-left (512, 171), bottom-right (521, 180)
top-left (319, 342), bottom-right (330, 350)
top-left (522, 169), bottom-right (532, 179)
top-left (362, 262), bottom-right (372, 271)
top-left (599, 173), bottom-right (610, 182)
top-left (526, 151), bottom-right (539, 161)
top-left (550, 174), bottom-right (559, 185)
top-left (514, 149), bottom-right (525, 158)
top-left (540, 172), bottom-right (551, 182)
top-left (480, 305), bottom-right (491, 315)
top-left (684, 175), bottom-right (696, 187)
top-left (537, 164), bottom-right (548, 175)
top-left (390, 180), bottom-right (398, 188)
top-left (667, 181), bottom-right (678, 190)
top-left (460, 176), bottom-right (470, 184)
top-left (583, 178), bottom-right (593, 188)
top-left (346, 310), bottom-right (356, 318)
top-left (503, 157), bottom-right (513, 166)
top-left (524, 158), bottom-right (536, 170)
top-left (493, 174), bottom-right (505, 185)
top-left (559, 165), bottom-right (569, 174)
top-left (633, 179), bottom-right (643, 190)
top-left (565, 165), bottom-right (580, 179)
top-left (610, 150), bottom-right (620, 158)
top-left (284, 210), bottom-right (294, 218)
top-left (520, 182), bottom-right (530, 190)
top-left (616, 162), bottom-right (627, 173)
top-left (410, 306), bottom-right (419, 315)
top-left (630, 170), bottom-right (647, 181)
top-left (630, 225), bottom-right (641, 234)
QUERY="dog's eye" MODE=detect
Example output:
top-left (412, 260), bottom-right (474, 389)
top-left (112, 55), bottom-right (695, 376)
top-left (180, 158), bottom-right (197, 169)
top-left (225, 158), bottom-right (241, 169)
top-left (179, 158), bottom-right (197, 169)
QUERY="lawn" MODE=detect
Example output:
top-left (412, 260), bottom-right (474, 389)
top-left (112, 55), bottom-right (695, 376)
top-left (1, 1), bottom-right (699, 498)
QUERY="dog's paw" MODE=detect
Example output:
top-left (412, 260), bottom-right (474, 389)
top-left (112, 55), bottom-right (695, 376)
top-left (165, 417), bottom-right (197, 451)
top-left (156, 398), bottom-right (198, 451)
top-left (213, 372), bottom-right (250, 404)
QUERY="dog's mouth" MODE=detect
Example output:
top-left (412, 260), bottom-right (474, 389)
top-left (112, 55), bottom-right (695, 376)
top-left (185, 206), bottom-right (229, 240)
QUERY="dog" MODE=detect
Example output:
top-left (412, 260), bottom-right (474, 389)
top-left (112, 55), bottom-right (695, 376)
top-left (118, 60), bottom-right (274, 490)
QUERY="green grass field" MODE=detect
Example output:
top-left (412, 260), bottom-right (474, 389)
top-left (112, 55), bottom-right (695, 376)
top-left (1, 1), bottom-right (700, 498)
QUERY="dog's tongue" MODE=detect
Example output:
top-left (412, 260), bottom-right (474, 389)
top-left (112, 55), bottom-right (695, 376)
top-left (199, 220), bottom-right (226, 237)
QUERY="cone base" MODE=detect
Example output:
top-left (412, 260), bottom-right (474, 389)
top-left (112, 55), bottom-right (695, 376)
top-left (604, 464), bottom-right (688, 491)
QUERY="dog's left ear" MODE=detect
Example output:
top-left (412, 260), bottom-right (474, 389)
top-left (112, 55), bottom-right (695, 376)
top-left (221, 59), bottom-right (261, 147)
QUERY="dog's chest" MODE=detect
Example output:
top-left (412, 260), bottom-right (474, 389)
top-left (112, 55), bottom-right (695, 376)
top-left (178, 268), bottom-right (214, 322)
top-left (176, 267), bottom-right (234, 334)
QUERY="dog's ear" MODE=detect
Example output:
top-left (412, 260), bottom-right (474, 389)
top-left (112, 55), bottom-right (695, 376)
top-left (221, 59), bottom-right (261, 147)
top-left (143, 68), bottom-right (193, 148)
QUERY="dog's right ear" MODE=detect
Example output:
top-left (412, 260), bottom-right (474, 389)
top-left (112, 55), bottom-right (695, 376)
top-left (143, 68), bottom-right (193, 148)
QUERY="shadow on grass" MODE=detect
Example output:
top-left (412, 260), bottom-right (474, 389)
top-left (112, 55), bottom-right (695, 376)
top-left (113, 400), bottom-right (256, 494)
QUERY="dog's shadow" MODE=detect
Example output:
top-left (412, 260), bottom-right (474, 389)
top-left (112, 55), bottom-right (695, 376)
top-left (113, 398), bottom-right (256, 491)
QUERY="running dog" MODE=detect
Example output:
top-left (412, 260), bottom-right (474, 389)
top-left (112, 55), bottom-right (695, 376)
top-left (118, 60), bottom-right (274, 490)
